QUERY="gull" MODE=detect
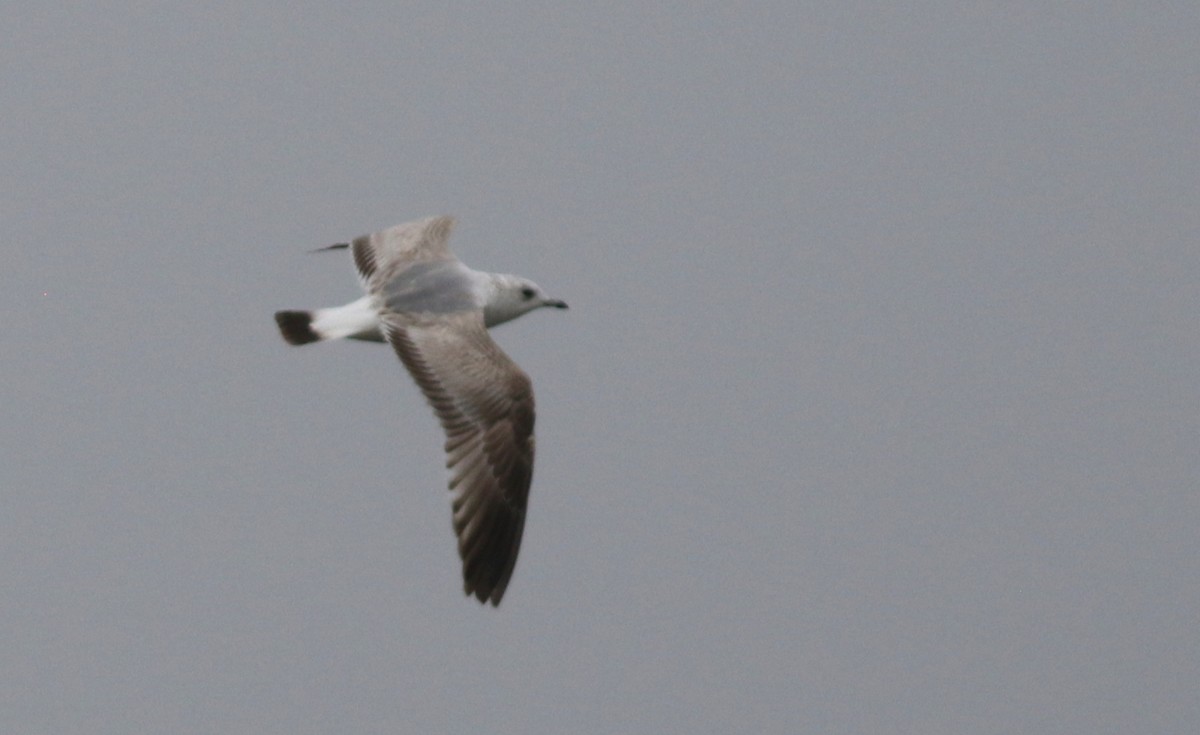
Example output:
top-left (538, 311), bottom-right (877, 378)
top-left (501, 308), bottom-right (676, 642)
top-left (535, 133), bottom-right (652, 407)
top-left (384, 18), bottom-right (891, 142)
top-left (274, 215), bottom-right (567, 606)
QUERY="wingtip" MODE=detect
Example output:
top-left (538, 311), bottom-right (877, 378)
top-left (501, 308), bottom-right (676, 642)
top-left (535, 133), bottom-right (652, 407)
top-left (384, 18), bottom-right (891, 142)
top-left (464, 583), bottom-right (505, 607)
top-left (307, 242), bottom-right (350, 254)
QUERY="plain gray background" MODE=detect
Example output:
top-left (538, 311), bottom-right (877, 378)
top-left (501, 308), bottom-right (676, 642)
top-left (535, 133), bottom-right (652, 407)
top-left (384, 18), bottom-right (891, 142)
top-left (4, 3), bottom-right (1198, 733)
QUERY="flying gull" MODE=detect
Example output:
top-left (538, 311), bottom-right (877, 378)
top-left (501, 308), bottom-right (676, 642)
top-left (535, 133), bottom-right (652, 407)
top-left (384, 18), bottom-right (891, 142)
top-left (274, 215), bottom-right (567, 606)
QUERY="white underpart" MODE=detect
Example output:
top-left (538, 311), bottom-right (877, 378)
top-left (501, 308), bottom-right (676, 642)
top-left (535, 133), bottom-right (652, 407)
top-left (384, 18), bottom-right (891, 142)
top-left (310, 296), bottom-right (383, 341)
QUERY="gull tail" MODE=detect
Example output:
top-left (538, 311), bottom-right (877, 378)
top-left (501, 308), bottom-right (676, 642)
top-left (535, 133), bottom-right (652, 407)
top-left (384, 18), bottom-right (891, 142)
top-left (274, 296), bottom-right (385, 346)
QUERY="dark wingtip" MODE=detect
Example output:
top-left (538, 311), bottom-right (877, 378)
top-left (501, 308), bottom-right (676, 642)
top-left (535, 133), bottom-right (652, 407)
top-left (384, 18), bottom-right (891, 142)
top-left (465, 585), bottom-right (504, 607)
top-left (275, 311), bottom-right (320, 345)
top-left (307, 242), bottom-right (350, 254)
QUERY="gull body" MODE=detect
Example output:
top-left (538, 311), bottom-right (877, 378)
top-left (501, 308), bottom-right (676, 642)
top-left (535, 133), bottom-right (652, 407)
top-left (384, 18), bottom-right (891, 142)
top-left (274, 215), bottom-right (567, 605)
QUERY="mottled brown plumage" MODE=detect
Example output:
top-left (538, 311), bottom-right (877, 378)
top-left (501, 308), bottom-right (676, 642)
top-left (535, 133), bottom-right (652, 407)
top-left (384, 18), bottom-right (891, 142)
top-left (384, 314), bottom-right (534, 604)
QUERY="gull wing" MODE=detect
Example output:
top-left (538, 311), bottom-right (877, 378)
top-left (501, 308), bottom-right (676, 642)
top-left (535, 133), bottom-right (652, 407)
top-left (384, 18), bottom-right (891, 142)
top-left (382, 311), bottom-right (535, 606)
top-left (350, 215), bottom-right (457, 289)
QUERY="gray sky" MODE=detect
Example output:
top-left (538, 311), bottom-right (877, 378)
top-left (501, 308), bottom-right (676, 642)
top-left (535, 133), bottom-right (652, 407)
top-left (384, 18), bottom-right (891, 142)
top-left (4, 3), bottom-right (1198, 733)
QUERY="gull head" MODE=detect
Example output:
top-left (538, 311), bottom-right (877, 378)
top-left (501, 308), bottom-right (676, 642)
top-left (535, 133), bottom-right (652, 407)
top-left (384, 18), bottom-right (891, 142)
top-left (483, 274), bottom-right (568, 328)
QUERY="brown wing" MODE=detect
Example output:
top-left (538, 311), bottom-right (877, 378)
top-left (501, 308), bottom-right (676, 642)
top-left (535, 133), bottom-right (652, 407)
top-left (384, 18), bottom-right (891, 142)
top-left (382, 311), bottom-right (535, 606)
top-left (350, 215), bottom-right (457, 288)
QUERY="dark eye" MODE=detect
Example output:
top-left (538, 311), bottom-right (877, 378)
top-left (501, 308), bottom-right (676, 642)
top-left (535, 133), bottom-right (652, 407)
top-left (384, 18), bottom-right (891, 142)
top-left (521, 287), bottom-right (536, 299)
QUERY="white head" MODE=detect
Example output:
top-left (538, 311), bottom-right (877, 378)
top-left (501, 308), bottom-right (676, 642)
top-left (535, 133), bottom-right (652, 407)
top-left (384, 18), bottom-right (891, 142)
top-left (482, 274), bottom-right (568, 328)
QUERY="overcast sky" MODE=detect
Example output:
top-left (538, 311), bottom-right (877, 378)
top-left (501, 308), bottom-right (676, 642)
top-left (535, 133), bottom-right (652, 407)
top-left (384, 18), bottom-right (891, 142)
top-left (3, 3), bottom-right (1198, 733)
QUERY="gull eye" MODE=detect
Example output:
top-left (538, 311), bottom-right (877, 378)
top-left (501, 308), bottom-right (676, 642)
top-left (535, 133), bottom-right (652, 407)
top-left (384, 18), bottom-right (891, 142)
top-left (521, 287), bottom-right (536, 299)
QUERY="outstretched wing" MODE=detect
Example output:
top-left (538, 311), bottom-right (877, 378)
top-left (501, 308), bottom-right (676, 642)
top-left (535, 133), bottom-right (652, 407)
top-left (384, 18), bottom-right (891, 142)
top-left (382, 311), bottom-right (535, 606)
top-left (350, 215), bottom-right (457, 289)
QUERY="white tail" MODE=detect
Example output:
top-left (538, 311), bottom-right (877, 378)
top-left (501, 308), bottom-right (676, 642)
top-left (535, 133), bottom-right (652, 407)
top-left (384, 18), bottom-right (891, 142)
top-left (275, 296), bottom-right (384, 345)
